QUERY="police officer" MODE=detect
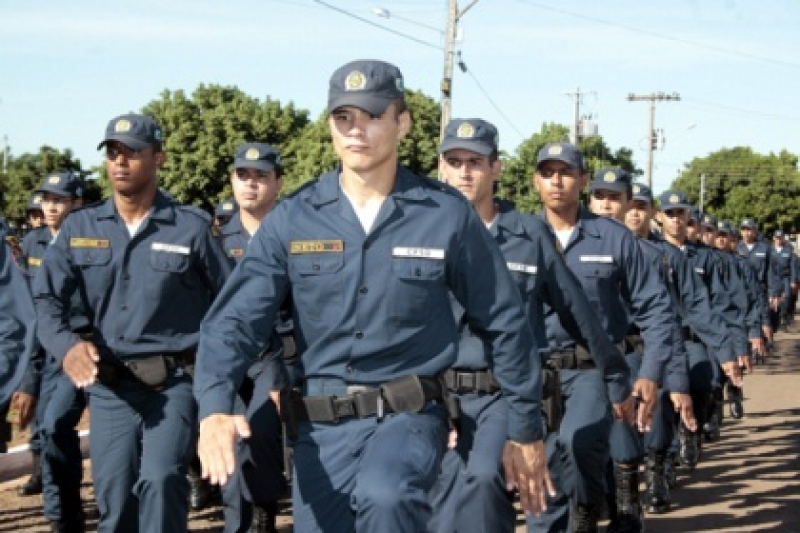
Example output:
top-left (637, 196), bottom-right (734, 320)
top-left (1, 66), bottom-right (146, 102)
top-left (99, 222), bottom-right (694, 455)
top-left (22, 172), bottom-right (91, 531)
top-left (530, 149), bottom-right (671, 533)
top-left (215, 198), bottom-right (238, 229)
top-left (195, 60), bottom-right (552, 532)
top-left (431, 119), bottom-right (632, 533)
top-left (738, 218), bottom-right (779, 343)
top-left (771, 229), bottom-right (795, 331)
top-left (217, 142), bottom-right (288, 533)
top-left (32, 113), bottom-right (232, 533)
top-left (26, 193), bottom-right (45, 232)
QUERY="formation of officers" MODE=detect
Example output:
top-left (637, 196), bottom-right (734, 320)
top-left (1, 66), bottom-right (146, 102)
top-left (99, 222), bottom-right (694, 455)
top-left (0, 58), bottom-right (797, 533)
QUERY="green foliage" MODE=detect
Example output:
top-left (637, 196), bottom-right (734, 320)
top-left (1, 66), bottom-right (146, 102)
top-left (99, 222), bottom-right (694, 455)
top-left (670, 147), bottom-right (800, 233)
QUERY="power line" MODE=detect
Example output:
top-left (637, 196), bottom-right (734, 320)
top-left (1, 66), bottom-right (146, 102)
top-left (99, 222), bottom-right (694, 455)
top-left (517, 1), bottom-right (800, 71)
top-left (682, 97), bottom-right (800, 122)
top-left (311, 0), bottom-right (440, 50)
top-left (457, 54), bottom-right (525, 139)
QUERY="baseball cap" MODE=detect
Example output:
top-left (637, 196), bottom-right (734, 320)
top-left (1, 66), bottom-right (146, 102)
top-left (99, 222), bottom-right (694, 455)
top-left (35, 171), bottom-right (83, 198)
top-left (439, 119), bottom-right (499, 157)
top-left (536, 143), bottom-right (585, 172)
top-left (774, 229), bottom-right (785, 238)
top-left (740, 218), bottom-right (756, 230)
top-left (27, 193), bottom-right (44, 212)
top-left (701, 214), bottom-right (718, 229)
top-left (97, 113), bottom-right (164, 151)
top-left (589, 168), bottom-right (631, 194)
top-left (630, 183), bottom-right (653, 203)
top-left (233, 143), bottom-right (282, 174)
top-left (215, 199), bottom-right (238, 218)
top-left (717, 220), bottom-right (734, 235)
top-left (658, 190), bottom-right (693, 211)
top-left (328, 60), bottom-right (405, 117)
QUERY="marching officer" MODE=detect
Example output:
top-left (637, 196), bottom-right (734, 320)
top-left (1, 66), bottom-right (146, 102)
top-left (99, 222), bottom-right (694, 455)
top-left (194, 59), bottom-right (552, 532)
top-left (771, 229), bottom-right (795, 331)
top-left (32, 113), bottom-right (232, 532)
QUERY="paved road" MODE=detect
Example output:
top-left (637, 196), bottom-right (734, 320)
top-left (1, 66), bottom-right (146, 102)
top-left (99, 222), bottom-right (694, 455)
top-left (2, 328), bottom-right (799, 532)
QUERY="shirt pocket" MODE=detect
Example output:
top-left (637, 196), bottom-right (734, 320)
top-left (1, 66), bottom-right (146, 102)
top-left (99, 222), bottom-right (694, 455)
top-left (390, 257), bottom-right (446, 325)
top-left (147, 250), bottom-right (192, 299)
top-left (72, 247), bottom-right (113, 297)
top-left (290, 254), bottom-right (345, 321)
top-left (576, 262), bottom-right (616, 306)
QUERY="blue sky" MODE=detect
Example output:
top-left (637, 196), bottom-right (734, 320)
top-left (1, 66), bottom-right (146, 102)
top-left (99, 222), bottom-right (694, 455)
top-left (1, 0), bottom-right (798, 194)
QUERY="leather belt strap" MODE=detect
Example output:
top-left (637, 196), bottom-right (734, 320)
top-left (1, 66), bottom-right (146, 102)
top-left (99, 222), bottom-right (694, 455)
top-left (443, 369), bottom-right (499, 394)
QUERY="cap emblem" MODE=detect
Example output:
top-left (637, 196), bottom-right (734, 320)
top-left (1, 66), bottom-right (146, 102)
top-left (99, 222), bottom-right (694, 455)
top-left (456, 122), bottom-right (475, 139)
top-left (632, 185), bottom-right (641, 194)
top-left (548, 145), bottom-right (562, 155)
top-left (48, 175), bottom-right (61, 184)
top-left (345, 71), bottom-right (367, 91)
top-left (603, 171), bottom-right (616, 183)
top-left (669, 194), bottom-right (680, 203)
top-left (222, 202), bottom-right (234, 210)
top-left (32, 194), bottom-right (42, 205)
top-left (115, 119), bottom-right (131, 133)
top-left (245, 148), bottom-right (260, 160)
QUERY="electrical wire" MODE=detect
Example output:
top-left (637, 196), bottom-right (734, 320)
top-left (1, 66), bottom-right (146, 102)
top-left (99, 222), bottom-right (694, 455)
top-left (458, 54), bottom-right (526, 139)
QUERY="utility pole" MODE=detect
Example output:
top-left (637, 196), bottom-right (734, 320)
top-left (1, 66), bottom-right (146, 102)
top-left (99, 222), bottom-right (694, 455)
top-left (564, 87), bottom-right (594, 144)
top-left (440, 0), bottom-right (479, 141)
top-left (699, 173), bottom-right (706, 214)
top-left (627, 92), bottom-right (680, 189)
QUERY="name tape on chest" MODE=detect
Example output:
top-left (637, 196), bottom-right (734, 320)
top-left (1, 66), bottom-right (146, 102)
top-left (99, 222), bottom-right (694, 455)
top-left (27, 257), bottom-right (42, 267)
top-left (579, 255), bottom-right (613, 263)
top-left (70, 238), bottom-right (110, 249)
top-left (152, 242), bottom-right (191, 255)
top-left (694, 267), bottom-right (705, 275)
top-left (392, 247), bottom-right (445, 260)
top-left (290, 240), bottom-right (344, 254)
top-left (507, 262), bottom-right (537, 274)
top-left (228, 248), bottom-right (245, 258)
top-left (755, 252), bottom-right (766, 257)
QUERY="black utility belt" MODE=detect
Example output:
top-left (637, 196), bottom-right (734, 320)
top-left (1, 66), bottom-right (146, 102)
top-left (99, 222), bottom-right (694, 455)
top-left (97, 351), bottom-right (195, 390)
top-left (546, 346), bottom-right (596, 371)
top-left (625, 334), bottom-right (645, 354)
top-left (283, 374), bottom-right (445, 426)
top-left (443, 368), bottom-right (499, 394)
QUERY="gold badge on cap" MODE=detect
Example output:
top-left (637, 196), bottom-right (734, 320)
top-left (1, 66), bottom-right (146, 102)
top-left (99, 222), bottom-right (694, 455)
top-left (345, 71), bottom-right (367, 91)
top-left (603, 171), bottom-right (616, 183)
top-left (456, 122), bottom-right (475, 139)
top-left (669, 194), bottom-right (680, 203)
top-left (704, 216), bottom-right (712, 223)
top-left (548, 145), bottom-right (563, 155)
top-left (32, 194), bottom-right (42, 205)
top-left (222, 202), bottom-right (234, 210)
top-left (632, 185), bottom-right (641, 194)
top-left (245, 148), bottom-right (260, 160)
top-left (48, 175), bottom-right (61, 184)
top-left (115, 119), bottom-right (131, 133)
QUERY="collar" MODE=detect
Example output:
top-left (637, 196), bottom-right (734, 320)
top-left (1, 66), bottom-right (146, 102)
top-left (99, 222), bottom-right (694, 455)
top-left (97, 189), bottom-right (175, 224)
top-left (307, 165), bottom-right (434, 208)
top-left (218, 211), bottom-right (247, 239)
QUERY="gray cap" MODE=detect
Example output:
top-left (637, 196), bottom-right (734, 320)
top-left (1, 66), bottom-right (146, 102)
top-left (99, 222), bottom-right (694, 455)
top-left (740, 218), bottom-right (756, 230)
top-left (701, 214), bottom-right (718, 229)
top-left (328, 59), bottom-right (405, 117)
top-left (589, 168), bottom-right (631, 193)
top-left (439, 119), bottom-right (499, 157)
top-left (27, 193), bottom-right (43, 212)
top-left (536, 142), bottom-right (585, 171)
top-left (233, 142), bottom-right (282, 173)
top-left (97, 113), bottom-right (163, 151)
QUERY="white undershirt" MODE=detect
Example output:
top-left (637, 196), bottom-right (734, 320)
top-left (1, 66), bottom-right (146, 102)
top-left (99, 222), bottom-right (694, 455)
top-left (126, 208), bottom-right (153, 237)
top-left (554, 227), bottom-right (575, 251)
top-left (745, 242), bottom-right (755, 252)
top-left (340, 176), bottom-right (383, 233)
top-left (485, 213), bottom-right (499, 231)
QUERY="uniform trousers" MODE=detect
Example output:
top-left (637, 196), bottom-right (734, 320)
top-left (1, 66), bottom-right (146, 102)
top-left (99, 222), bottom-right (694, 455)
top-left (428, 391), bottom-right (514, 533)
top-left (291, 390), bottom-right (448, 532)
top-left (87, 371), bottom-right (195, 533)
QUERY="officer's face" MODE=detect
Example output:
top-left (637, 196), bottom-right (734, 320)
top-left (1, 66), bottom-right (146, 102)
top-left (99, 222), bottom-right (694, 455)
top-left (329, 104), bottom-right (410, 177)
top-left (701, 227), bottom-right (717, 246)
top-left (440, 149), bottom-right (500, 206)
top-left (104, 141), bottom-right (164, 196)
top-left (534, 161), bottom-right (587, 213)
top-left (625, 200), bottom-right (652, 236)
top-left (686, 221), bottom-right (699, 241)
top-left (231, 167), bottom-right (282, 216)
top-left (741, 226), bottom-right (755, 243)
top-left (27, 210), bottom-right (44, 228)
top-left (714, 232), bottom-right (730, 250)
top-left (40, 192), bottom-right (76, 231)
top-left (589, 189), bottom-right (629, 222)
top-left (659, 208), bottom-right (689, 240)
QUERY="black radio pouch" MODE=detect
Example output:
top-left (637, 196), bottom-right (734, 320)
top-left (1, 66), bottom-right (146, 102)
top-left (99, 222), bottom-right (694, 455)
top-left (125, 356), bottom-right (168, 390)
top-left (380, 375), bottom-right (426, 413)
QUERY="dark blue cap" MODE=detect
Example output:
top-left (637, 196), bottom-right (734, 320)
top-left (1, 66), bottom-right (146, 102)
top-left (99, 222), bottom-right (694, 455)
top-left (589, 168), bottom-right (631, 193)
top-left (701, 214), bottom-right (718, 229)
top-left (439, 118), bottom-right (499, 157)
top-left (774, 229), bottom-right (785, 238)
top-left (631, 182), bottom-right (653, 203)
top-left (35, 171), bottom-right (83, 198)
top-left (688, 208), bottom-right (701, 222)
top-left (536, 142), bottom-right (585, 171)
top-left (98, 113), bottom-right (163, 151)
top-left (215, 199), bottom-right (238, 217)
top-left (717, 220), bottom-right (734, 235)
top-left (740, 218), bottom-right (756, 230)
top-left (27, 193), bottom-right (43, 211)
top-left (658, 190), bottom-right (693, 211)
top-left (233, 142), bottom-right (282, 173)
top-left (328, 60), bottom-right (405, 116)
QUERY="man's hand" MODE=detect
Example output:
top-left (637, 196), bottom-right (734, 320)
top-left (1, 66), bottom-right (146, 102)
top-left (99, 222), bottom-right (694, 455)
top-left (631, 378), bottom-right (658, 432)
top-left (198, 414), bottom-right (251, 486)
top-left (769, 296), bottom-right (780, 312)
top-left (10, 392), bottom-right (37, 429)
top-left (669, 392), bottom-right (697, 432)
top-left (762, 326), bottom-right (773, 344)
top-left (749, 337), bottom-right (765, 358)
top-left (612, 396), bottom-right (636, 426)
top-left (502, 439), bottom-right (555, 517)
top-left (738, 354), bottom-right (753, 374)
top-left (269, 390), bottom-right (281, 418)
top-left (722, 360), bottom-right (744, 387)
top-left (62, 341), bottom-right (100, 388)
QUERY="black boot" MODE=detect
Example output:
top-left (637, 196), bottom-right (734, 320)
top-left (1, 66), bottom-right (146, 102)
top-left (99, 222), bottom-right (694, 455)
top-left (606, 462), bottom-right (644, 533)
top-left (573, 502), bottom-right (599, 533)
top-left (678, 423), bottom-right (700, 470)
top-left (727, 382), bottom-right (744, 419)
top-left (645, 452), bottom-right (670, 514)
top-left (17, 451), bottom-right (43, 496)
top-left (250, 501), bottom-right (278, 533)
top-left (664, 452), bottom-right (678, 489)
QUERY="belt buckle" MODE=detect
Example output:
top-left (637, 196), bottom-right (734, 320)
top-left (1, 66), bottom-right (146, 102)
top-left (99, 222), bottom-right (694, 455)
top-left (457, 372), bottom-right (476, 392)
top-left (346, 385), bottom-right (370, 395)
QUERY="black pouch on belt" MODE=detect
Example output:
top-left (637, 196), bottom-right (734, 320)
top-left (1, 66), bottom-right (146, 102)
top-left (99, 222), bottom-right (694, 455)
top-left (125, 356), bottom-right (168, 390)
top-left (542, 368), bottom-right (563, 433)
top-left (380, 375), bottom-right (427, 413)
top-left (280, 388), bottom-right (303, 440)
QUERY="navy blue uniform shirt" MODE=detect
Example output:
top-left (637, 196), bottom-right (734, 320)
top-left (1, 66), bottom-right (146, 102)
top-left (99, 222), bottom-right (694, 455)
top-left (196, 166), bottom-right (544, 443)
top-left (538, 208), bottom-right (674, 385)
top-left (32, 190), bottom-right (232, 363)
top-left (737, 240), bottom-right (781, 298)
top-left (774, 243), bottom-right (796, 281)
